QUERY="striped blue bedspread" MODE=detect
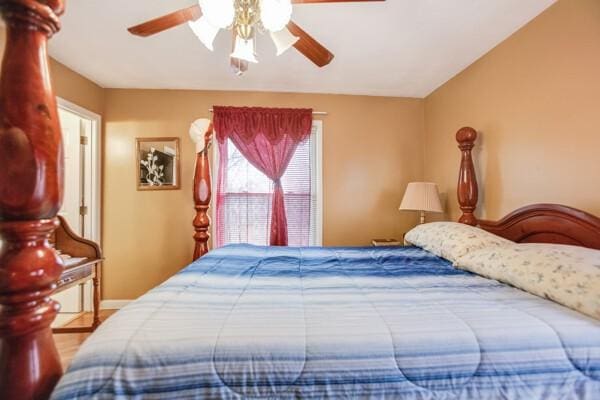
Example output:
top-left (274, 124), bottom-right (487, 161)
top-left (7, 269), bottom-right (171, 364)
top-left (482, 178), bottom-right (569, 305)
top-left (53, 245), bottom-right (600, 399)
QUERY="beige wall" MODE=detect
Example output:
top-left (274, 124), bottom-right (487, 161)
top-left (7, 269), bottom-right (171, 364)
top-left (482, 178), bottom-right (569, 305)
top-left (424, 0), bottom-right (600, 221)
top-left (103, 89), bottom-right (424, 299)
top-left (49, 59), bottom-right (105, 116)
top-left (0, 27), bottom-right (104, 115)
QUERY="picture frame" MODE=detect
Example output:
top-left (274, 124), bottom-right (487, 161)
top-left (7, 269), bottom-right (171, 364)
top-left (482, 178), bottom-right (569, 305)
top-left (136, 137), bottom-right (181, 191)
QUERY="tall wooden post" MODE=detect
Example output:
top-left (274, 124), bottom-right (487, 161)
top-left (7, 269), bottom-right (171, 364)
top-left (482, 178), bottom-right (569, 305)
top-left (0, 1), bottom-right (65, 398)
top-left (456, 127), bottom-right (478, 226)
top-left (193, 123), bottom-right (213, 260)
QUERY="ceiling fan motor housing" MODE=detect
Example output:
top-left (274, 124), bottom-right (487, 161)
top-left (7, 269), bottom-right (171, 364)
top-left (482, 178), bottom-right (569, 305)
top-left (235, 0), bottom-right (261, 40)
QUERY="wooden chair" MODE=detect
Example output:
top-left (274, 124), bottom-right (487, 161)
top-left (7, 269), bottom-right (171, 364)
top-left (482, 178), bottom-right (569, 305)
top-left (51, 216), bottom-right (103, 333)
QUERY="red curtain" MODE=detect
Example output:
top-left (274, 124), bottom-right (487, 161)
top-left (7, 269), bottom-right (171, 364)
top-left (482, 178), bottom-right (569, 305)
top-left (213, 106), bottom-right (313, 246)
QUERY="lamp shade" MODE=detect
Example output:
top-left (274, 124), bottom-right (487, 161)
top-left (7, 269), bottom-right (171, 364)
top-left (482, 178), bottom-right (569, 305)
top-left (231, 36), bottom-right (258, 63)
top-left (199, 0), bottom-right (235, 29)
top-left (399, 182), bottom-right (443, 213)
top-left (260, 0), bottom-right (293, 32)
top-left (270, 27), bottom-right (299, 56)
top-left (188, 17), bottom-right (219, 51)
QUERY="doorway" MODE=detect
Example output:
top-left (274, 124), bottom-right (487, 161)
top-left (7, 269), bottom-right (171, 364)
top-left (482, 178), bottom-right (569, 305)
top-left (52, 98), bottom-right (102, 327)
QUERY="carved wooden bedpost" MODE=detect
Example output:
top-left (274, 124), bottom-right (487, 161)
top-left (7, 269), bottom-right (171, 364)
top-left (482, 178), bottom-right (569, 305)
top-left (0, 0), bottom-right (66, 398)
top-left (192, 121), bottom-right (213, 260)
top-left (456, 127), bottom-right (478, 226)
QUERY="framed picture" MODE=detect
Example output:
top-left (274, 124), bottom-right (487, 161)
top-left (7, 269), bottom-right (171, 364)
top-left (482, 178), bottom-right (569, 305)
top-left (136, 137), bottom-right (181, 191)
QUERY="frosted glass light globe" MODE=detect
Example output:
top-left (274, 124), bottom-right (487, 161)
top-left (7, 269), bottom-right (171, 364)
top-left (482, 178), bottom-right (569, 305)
top-left (188, 17), bottom-right (220, 51)
top-left (260, 0), bottom-right (292, 32)
top-left (270, 27), bottom-right (299, 56)
top-left (200, 0), bottom-right (235, 29)
top-left (231, 37), bottom-right (258, 63)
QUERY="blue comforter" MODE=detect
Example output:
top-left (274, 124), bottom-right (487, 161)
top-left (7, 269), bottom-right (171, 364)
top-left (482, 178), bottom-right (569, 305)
top-left (52, 245), bottom-right (600, 399)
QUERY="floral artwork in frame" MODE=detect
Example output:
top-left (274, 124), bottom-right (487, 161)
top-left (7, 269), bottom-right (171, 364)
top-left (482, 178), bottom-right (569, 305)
top-left (136, 137), bottom-right (181, 190)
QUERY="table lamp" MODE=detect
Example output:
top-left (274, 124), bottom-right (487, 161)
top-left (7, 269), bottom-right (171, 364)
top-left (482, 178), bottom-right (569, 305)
top-left (399, 182), bottom-right (443, 224)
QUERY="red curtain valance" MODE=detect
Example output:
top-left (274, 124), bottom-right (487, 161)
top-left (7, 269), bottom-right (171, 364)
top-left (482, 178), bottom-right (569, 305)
top-left (213, 106), bottom-right (313, 145)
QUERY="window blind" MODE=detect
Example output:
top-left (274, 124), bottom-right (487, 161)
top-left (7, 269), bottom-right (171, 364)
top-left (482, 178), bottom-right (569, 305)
top-left (216, 130), bottom-right (317, 247)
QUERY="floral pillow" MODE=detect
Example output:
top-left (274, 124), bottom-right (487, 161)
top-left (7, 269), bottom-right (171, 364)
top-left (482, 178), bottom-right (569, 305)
top-left (455, 244), bottom-right (600, 320)
top-left (404, 222), bottom-right (512, 263)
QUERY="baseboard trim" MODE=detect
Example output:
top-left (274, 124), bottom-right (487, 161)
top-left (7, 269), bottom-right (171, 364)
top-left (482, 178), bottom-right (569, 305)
top-left (100, 300), bottom-right (132, 310)
top-left (52, 311), bottom-right (85, 328)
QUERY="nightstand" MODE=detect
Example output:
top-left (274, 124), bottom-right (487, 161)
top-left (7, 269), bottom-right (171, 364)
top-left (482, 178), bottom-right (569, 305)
top-left (371, 238), bottom-right (403, 247)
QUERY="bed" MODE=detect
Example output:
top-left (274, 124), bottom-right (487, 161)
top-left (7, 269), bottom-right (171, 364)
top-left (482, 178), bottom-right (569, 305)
top-left (52, 244), bottom-right (600, 399)
top-left (1, 3), bottom-right (600, 400)
top-left (51, 126), bottom-right (600, 398)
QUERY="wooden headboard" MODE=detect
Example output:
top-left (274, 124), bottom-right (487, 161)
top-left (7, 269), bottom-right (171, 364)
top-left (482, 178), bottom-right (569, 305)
top-left (456, 127), bottom-right (600, 250)
top-left (477, 204), bottom-right (600, 250)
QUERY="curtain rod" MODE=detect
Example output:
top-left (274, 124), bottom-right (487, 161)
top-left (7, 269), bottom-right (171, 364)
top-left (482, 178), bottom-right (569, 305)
top-left (208, 109), bottom-right (327, 116)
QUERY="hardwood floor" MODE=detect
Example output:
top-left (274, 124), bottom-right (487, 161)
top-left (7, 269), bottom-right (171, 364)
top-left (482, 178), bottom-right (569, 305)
top-left (54, 309), bottom-right (116, 370)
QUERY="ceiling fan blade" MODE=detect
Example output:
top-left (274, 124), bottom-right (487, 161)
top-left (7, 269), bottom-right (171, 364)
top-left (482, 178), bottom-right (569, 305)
top-left (287, 21), bottom-right (334, 67)
top-left (292, 0), bottom-right (385, 4)
top-left (128, 5), bottom-right (202, 37)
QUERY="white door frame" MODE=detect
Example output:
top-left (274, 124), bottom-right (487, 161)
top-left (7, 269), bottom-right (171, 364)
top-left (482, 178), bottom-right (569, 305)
top-left (57, 97), bottom-right (102, 245)
top-left (312, 120), bottom-right (324, 246)
top-left (57, 97), bottom-right (102, 313)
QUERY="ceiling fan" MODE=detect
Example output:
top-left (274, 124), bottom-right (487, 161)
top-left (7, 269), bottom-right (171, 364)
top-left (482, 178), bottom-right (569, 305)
top-left (128, 0), bottom-right (385, 75)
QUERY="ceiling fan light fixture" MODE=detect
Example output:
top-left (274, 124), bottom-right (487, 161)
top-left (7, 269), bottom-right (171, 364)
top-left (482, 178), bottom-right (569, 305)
top-left (231, 36), bottom-right (258, 64)
top-left (199, 0), bottom-right (235, 29)
top-left (260, 0), bottom-right (293, 32)
top-left (188, 17), bottom-right (220, 51)
top-left (270, 27), bottom-right (298, 56)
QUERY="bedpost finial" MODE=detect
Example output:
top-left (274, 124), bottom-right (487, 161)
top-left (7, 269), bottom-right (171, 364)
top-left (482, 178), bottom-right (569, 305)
top-left (0, 0), bottom-right (65, 35)
top-left (203, 121), bottom-right (213, 152)
top-left (192, 121), bottom-right (213, 260)
top-left (456, 127), bottom-right (478, 226)
top-left (456, 127), bottom-right (477, 149)
top-left (190, 118), bottom-right (213, 154)
top-left (0, 0), bottom-right (66, 397)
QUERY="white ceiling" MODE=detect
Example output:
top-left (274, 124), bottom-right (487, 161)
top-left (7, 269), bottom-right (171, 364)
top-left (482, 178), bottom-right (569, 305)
top-left (48, 0), bottom-right (556, 98)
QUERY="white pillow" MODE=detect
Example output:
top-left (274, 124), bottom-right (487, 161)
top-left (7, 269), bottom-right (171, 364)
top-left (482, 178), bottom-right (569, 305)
top-left (455, 243), bottom-right (600, 320)
top-left (404, 222), bottom-right (512, 263)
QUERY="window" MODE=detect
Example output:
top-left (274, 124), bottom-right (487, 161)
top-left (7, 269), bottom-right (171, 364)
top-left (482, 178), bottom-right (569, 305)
top-left (215, 121), bottom-right (322, 247)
